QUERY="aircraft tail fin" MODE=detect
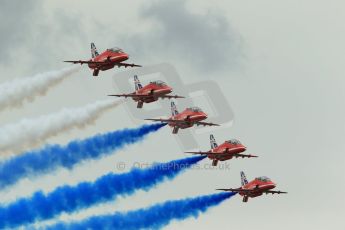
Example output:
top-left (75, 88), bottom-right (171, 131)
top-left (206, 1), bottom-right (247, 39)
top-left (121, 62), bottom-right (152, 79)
top-left (210, 134), bottom-right (218, 149)
top-left (91, 42), bottom-right (99, 58)
top-left (134, 75), bottom-right (143, 91)
top-left (241, 171), bottom-right (248, 186)
top-left (171, 101), bottom-right (179, 116)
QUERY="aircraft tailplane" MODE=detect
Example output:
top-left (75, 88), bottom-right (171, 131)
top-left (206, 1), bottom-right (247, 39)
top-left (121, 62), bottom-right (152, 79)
top-left (171, 101), bottom-right (179, 116)
top-left (134, 75), bottom-right (143, 91)
top-left (210, 134), bottom-right (218, 149)
top-left (91, 42), bottom-right (99, 58)
top-left (241, 171), bottom-right (248, 186)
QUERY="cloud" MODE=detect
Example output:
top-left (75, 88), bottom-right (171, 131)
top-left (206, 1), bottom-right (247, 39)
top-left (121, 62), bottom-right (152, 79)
top-left (0, 1), bottom-right (87, 72)
top-left (125, 0), bottom-right (243, 73)
top-left (0, 0), bottom-right (41, 63)
top-left (28, 10), bottom-right (88, 70)
top-left (0, 0), bottom-right (242, 75)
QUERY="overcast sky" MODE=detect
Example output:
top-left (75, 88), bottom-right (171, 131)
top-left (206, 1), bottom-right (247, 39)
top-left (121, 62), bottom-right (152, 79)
top-left (0, 0), bottom-right (344, 229)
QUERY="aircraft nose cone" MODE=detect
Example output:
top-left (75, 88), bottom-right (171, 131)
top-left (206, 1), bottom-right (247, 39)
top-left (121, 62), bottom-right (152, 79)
top-left (123, 53), bottom-right (129, 59)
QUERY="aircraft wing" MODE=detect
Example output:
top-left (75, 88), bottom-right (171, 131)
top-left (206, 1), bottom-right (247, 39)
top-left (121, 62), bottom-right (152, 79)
top-left (185, 151), bottom-right (231, 157)
top-left (108, 94), bottom-right (148, 98)
top-left (185, 151), bottom-right (212, 155)
top-left (64, 60), bottom-right (105, 65)
top-left (216, 188), bottom-right (248, 193)
top-left (109, 93), bottom-right (184, 99)
top-left (217, 188), bottom-right (287, 195)
top-left (233, 153), bottom-right (258, 158)
top-left (64, 61), bottom-right (142, 68)
top-left (116, 63), bottom-right (142, 68)
top-left (158, 95), bottom-right (185, 99)
top-left (145, 118), bottom-right (187, 124)
top-left (146, 118), bottom-right (219, 127)
top-left (264, 190), bottom-right (288, 194)
top-left (186, 148), bottom-right (257, 158)
top-left (195, 121), bottom-right (220, 127)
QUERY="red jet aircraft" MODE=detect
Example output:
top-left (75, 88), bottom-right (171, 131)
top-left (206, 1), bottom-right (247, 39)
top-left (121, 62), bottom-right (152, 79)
top-left (185, 135), bottom-right (257, 166)
top-left (108, 75), bottom-right (184, 108)
top-left (145, 102), bottom-right (219, 134)
top-left (217, 171), bottom-right (287, 202)
top-left (64, 43), bottom-right (141, 76)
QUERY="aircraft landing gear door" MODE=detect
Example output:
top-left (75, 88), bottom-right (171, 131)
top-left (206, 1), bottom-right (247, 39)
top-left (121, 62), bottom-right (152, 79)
top-left (93, 69), bottom-right (100, 76)
top-left (172, 127), bottom-right (179, 134)
top-left (137, 101), bottom-right (144, 108)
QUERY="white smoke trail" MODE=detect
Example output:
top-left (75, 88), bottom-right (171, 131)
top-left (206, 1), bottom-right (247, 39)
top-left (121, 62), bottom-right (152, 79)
top-left (0, 99), bottom-right (123, 154)
top-left (0, 66), bottom-right (80, 110)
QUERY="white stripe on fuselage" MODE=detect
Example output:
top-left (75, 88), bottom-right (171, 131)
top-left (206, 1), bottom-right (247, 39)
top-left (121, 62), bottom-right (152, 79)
top-left (99, 54), bottom-right (128, 62)
top-left (245, 184), bottom-right (275, 190)
top-left (212, 146), bottom-right (244, 152)
top-left (153, 89), bottom-right (169, 94)
top-left (190, 115), bottom-right (205, 119)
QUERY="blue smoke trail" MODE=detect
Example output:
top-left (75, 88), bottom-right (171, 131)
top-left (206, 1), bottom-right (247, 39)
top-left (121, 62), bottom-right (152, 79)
top-left (48, 192), bottom-right (236, 230)
top-left (0, 156), bottom-right (205, 229)
top-left (0, 123), bottom-right (165, 189)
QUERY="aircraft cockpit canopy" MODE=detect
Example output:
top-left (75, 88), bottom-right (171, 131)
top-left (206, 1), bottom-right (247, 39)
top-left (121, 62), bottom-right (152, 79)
top-left (188, 107), bottom-right (203, 112)
top-left (108, 47), bottom-right (124, 53)
top-left (226, 139), bottom-right (241, 145)
top-left (256, 176), bottom-right (271, 182)
top-left (151, 80), bottom-right (167, 86)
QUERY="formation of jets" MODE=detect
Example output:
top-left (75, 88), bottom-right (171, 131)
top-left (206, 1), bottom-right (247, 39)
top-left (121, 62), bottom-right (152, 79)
top-left (64, 43), bottom-right (287, 203)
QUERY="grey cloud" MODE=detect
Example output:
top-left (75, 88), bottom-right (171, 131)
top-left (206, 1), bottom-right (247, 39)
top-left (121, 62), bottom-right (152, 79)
top-left (0, 1), bottom-right (87, 72)
top-left (0, 0), bottom-right (41, 63)
top-left (28, 10), bottom-right (87, 71)
top-left (125, 0), bottom-right (243, 73)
